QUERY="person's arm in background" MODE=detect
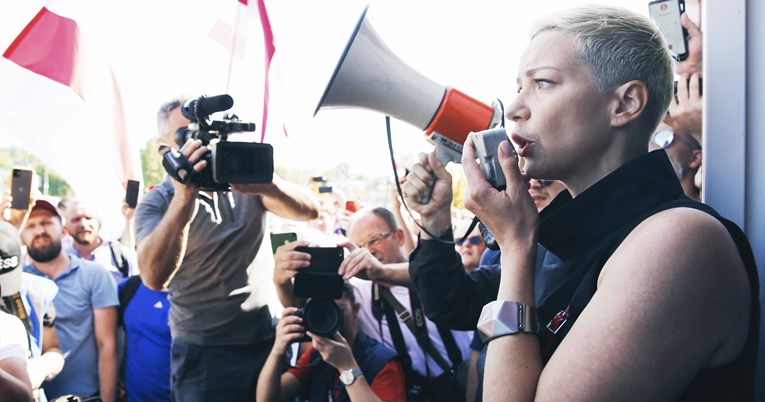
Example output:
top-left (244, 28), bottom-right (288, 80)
top-left (136, 139), bottom-right (207, 290)
top-left (232, 174), bottom-right (319, 222)
top-left (256, 308), bottom-right (305, 402)
top-left (402, 152), bottom-right (500, 329)
top-left (0, 355), bottom-right (33, 402)
top-left (94, 307), bottom-right (118, 402)
top-left (119, 200), bottom-right (136, 250)
top-left (26, 325), bottom-right (64, 390)
top-left (390, 178), bottom-right (417, 256)
top-left (272, 241), bottom-right (312, 308)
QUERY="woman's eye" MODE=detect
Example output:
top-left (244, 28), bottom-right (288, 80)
top-left (535, 79), bottom-right (554, 89)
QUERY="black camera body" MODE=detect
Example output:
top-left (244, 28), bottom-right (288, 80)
top-left (293, 246), bottom-right (345, 340)
top-left (162, 94), bottom-right (274, 192)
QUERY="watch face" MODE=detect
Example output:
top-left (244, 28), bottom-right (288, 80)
top-left (340, 368), bottom-right (360, 385)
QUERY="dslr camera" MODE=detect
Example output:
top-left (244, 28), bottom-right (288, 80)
top-left (162, 94), bottom-right (274, 192)
top-left (292, 246), bottom-right (345, 341)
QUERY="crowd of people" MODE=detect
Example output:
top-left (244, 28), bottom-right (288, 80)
top-left (0, 4), bottom-right (759, 402)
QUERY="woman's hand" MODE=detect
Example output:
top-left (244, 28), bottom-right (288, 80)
top-left (460, 133), bottom-right (538, 253)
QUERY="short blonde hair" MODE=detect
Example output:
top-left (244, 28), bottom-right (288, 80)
top-left (531, 5), bottom-right (674, 135)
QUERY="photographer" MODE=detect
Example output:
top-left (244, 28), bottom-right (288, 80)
top-left (256, 282), bottom-right (406, 402)
top-left (134, 97), bottom-right (319, 401)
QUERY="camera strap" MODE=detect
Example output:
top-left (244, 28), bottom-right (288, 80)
top-left (374, 283), bottom-right (454, 373)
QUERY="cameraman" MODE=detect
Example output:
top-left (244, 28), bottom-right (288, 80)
top-left (135, 97), bottom-right (319, 401)
top-left (256, 282), bottom-right (406, 402)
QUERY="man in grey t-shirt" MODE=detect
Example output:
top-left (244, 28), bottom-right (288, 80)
top-left (135, 97), bottom-right (319, 401)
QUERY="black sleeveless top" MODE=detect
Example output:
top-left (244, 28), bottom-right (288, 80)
top-left (535, 150), bottom-right (759, 401)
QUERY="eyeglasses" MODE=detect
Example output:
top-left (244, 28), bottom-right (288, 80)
top-left (456, 235), bottom-right (482, 247)
top-left (357, 231), bottom-right (394, 249)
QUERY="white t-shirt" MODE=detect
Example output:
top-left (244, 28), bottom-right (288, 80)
top-left (0, 310), bottom-right (29, 361)
top-left (350, 278), bottom-right (472, 378)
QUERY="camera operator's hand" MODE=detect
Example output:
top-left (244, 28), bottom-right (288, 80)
top-left (677, 13), bottom-right (702, 76)
top-left (170, 138), bottom-right (209, 199)
top-left (401, 152), bottom-right (453, 239)
top-left (272, 307), bottom-right (306, 356)
top-left (308, 331), bottom-right (356, 372)
top-left (665, 72), bottom-right (703, 144)
top-left (338, 247), bottom-right (385, 282)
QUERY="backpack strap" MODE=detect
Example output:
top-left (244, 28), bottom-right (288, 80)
top-left (109, 241), bottom-right (129, 278)
top-left (118, 276), bottom-right (142, 327)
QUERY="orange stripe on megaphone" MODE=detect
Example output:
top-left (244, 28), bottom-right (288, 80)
top-left (425, 88), bottom-right (495, 146)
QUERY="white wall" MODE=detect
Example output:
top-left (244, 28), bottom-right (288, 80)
top-left (705, 0), bottom-right (764, 400)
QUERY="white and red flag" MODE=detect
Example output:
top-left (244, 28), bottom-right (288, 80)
top-left (0, 1), bottom-right (141, 236)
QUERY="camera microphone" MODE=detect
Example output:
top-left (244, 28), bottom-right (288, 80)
top-left (181, 94), bottom-right (234, 121)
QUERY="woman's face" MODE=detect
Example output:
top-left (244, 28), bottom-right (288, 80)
top-left (506, 30), bottom-right (615, 188)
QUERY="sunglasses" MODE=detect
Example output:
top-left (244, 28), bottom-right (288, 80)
top-left (534, 179), bottom-right (555, 187)
top-left (652, 130), bottom-right (675, 148)
top-left (456, 235), bottom-right (482, 247)
top-left (653, 130), bottom-right (701, 150)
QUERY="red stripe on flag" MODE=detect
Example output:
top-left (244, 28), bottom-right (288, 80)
top-left (257, 0), bottom-right (276, 142)
top-left (3, 7), bottom-right (80, 93)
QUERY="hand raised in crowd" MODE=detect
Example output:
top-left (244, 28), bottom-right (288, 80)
top-left (665, 72), bottom-right (703, 143)
top-left (1, 189), bottom-right (33, 229)
top-left (401, 152), bottom-right (453, 237)
top-left (338, 242), bottom-right (385, 282)
top-left (676, 13), bottom-right (702, 75)
top-left (272, 307), bottom-right (306, 357)
top-left (273, 240), bottom-right (312, 287)
top-left (461, 134), bottom-right (537, 251)
top-left (308, 331), bottom-right (356, 371)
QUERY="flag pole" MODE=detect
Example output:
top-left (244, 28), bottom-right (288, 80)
top-left (225, 1), bottom-right (245, 93)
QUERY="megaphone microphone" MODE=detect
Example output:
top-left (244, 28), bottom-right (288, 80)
top-left (315, 6), bottom-right (503, 167)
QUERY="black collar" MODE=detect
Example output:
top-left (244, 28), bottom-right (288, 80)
top-left (538, 150), bottom-right (684, 260)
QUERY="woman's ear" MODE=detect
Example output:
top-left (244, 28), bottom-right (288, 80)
top-left (610, 80), bottom-right (649, 128)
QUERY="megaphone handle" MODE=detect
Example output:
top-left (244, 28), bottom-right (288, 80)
top-left (419, 144), bottom-right (458, 203)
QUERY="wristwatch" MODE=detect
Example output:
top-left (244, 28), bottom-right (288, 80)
top-left (477, 300), bottom-right (539, 342)
top-left (339, 367), bottom-right (363, 386)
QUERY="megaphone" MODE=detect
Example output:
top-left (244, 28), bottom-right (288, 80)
top-left (315, 6), bottom-right (502, 165)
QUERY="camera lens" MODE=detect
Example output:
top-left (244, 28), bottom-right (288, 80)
top-left (303, 297), bottom-right (343, 337)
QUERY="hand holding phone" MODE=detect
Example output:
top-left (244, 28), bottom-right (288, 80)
top-left (649, 0), bottom-right (688, 61)
top-left (10, 167), bottom-right (34, 210)
top-left (125, 180), bottom-right (140, 208)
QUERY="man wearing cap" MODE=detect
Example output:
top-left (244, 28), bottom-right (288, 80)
top-left (21, 200), bottom-right (118, 402)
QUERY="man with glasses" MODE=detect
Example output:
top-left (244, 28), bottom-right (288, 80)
top-left (649, 122), bottom-right (702, 201)
top-left (342, 207), bottom-right (471, 401)
top-left (453, 219), bottom-right (486, 272)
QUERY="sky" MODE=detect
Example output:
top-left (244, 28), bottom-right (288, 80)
top-left (0, 0), bottom-right (653, 179)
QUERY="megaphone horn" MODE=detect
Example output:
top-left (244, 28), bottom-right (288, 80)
top-left (315, 6), bottom-right (502, 164)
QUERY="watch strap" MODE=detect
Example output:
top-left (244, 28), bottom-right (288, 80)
top-left (477, 300), bottom-right (538, 342)
top-left (340, 367), bottom-right (363, 385)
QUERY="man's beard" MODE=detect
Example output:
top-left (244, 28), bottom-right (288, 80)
top-left (72, 231), bottom-right (97, 246)
top-left (28, 236), bottom-right (62, 263)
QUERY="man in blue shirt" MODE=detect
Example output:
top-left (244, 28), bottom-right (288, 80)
top-left (21, 200), bottom-right (118, 402)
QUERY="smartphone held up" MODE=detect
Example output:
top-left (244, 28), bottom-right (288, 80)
top-left (10, 167), bottom-right (34, 210)
top-left (648, 0), bottom-right (688, 61)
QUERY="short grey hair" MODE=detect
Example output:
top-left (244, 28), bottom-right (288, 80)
top-left (156, 96), bottom-right (189, 140)
top-left (530, 5), bottom-right (674, 135)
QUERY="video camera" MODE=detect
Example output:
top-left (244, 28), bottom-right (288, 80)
top-left (162, 94), bottom-right (274, 192)
top-left (292, 246), bottom-right (345, 341)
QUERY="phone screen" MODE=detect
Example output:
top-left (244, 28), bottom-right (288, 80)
top-left (126, 180), bottom-right (140, 208)
top-left (270, 232), bottom-right (298, 254)
top-left (649, 0), bottom-right (687, 60)
top-left (10, 168), bottom-right (33, 210)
